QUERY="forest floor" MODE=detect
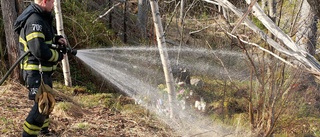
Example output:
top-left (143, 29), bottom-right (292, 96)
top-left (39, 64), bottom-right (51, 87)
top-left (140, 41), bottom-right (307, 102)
top-left (0, 81), bottom-right (177, 137)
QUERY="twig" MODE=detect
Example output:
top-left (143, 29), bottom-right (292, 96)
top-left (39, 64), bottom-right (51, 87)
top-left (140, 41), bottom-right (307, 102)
top-left (64, 16), bottom-right (88, 48)
top-left (205, 40), bottom-right (234, 83)
top-left (226, 31), bottom-right (296, 69)
top-left (163, 1), bottom-right (180, 34)
top-left (230, 0), bottom-right (258, 34)
top-left (289, 0), bottom-right (303, 36)
top-left (189, 24), bottom-right (213, 35)
top-left (92, 2), bottom-right (121, 23)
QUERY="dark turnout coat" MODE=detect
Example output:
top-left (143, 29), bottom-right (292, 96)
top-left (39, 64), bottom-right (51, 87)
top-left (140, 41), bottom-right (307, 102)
top-left (14, 3), bottom-right (64, 72)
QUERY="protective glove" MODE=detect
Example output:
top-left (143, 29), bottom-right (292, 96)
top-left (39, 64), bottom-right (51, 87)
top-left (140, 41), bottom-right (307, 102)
top-left (59, 45), bottom-right (67, 54)
top-left (54, 35), bottom-right (68, 54)
top-left (54, 35), bottom-right (64, 44)
top-left (35, 81), bottom-right (56, 115)
top-left (52, 44), bottom-right (67, 54)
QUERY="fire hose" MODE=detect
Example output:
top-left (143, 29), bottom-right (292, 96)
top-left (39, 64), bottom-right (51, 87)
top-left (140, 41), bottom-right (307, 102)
top-left (0, 47), bottom-right (77, 86)
top-left (0, 51), bottom-right (30, 85)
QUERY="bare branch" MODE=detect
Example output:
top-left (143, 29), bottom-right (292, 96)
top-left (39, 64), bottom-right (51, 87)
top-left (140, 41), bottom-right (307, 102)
top-left (243, 0), bottom-right (303, 53)
top-left (92, 2), bottom-right (121, 23)
top-left (203, 0), bottom-right (320, 75)
top-left (64, 16), bottom-right (89, 48)
top-left (189, 24), bottom-right (214, 35)
top-left (226, 32), bottom-right (296, 69)
top-left (231, 0), bottom-right (258, 34)
top-left (243, 0), bottom-right (320, 72)
top-left (205, 40), bottom-right (234, 83)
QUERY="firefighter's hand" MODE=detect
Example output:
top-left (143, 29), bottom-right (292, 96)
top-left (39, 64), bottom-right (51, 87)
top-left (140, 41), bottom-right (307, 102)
top-left (59, 45), bottom-right (67, 54)
top-left (54, 35), bottom-right (67, 46)
top-left (54, 44), bottom-right (67, 54)
top-left (58, 37), bottom-right (67, 46)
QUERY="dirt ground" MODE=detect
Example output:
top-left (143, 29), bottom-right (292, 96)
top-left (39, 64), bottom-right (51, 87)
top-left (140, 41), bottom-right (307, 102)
top-left (0, 82), bottom-right (177, 137)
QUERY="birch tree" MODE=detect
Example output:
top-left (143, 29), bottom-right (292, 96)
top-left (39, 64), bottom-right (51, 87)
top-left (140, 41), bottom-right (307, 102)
top-left (296, 0), bottom-right (317, 56)
top-left (294, 0), bottom-right (319, 92)
top-left (150, 0), bottom-right (176, 118)
top-left (179, 0), bottom-right (184, 26)
top-left (54, 0), bottom-right (72, 86)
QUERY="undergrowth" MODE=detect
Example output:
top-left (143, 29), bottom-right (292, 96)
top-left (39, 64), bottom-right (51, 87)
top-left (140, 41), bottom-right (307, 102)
top-left (61, 0), bottom-right (122, 49)
top-left (1, 0), bottom-right (320, 136)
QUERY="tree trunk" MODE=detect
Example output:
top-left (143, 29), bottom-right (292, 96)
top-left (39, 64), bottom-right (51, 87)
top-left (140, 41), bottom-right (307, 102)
top-left (179, 0), bottom-right (184, 26)
top-left (296, 0), bottom-right (317, 56)
top-left (249, 68), bottom-right (254, 130)
top-left (268, 0), bottom-right (276, 22)
top-left (15, 0), bottom-right (24, 14)
top-left (1, 0), bottom-right (20, 82)
top-left (137, 0), bottom-right (148, 38)
top-left (108, 0), bottom-right (113, 29)
top-left (265, 1), bottom-right (277, 135)
top-left (149, 0), bottom-right (176, 118)
top-left (307, 0), bottom-right (320, 17)
top-left (295, 0), bottom-right (318, 86)
top-left (261, 0), bottom-right (267, 10)
top-left (54, 0), bottom-right (72, 87)
top-left (0, 28), bottom-right (5, 73)
top-left (123, 0), bottom-right (127, 43)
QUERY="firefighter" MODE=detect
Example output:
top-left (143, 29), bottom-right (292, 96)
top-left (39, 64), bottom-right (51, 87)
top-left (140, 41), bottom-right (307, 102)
top-left (14, 0), bottom-right (67, 136)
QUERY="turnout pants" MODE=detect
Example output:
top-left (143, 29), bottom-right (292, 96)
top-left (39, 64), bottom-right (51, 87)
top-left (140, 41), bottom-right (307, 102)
top-left (22, 70), bottom-right (52, 137)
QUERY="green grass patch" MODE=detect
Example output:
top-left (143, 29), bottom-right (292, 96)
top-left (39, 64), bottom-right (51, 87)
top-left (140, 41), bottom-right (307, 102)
top-left (55, 102), bottom-right (72, 111)
top-left (75, 93), bottom-right (115, 108)
top-left (73, 122), bottom-right (90, 129)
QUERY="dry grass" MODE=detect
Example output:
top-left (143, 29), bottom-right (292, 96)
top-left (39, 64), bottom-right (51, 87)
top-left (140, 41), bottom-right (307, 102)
top-left (0, 81), bottom-right (177, 136)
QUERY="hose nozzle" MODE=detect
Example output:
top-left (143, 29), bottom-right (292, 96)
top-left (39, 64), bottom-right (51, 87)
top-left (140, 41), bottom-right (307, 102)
top-left (67, 48), bottom-right (77, 56)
